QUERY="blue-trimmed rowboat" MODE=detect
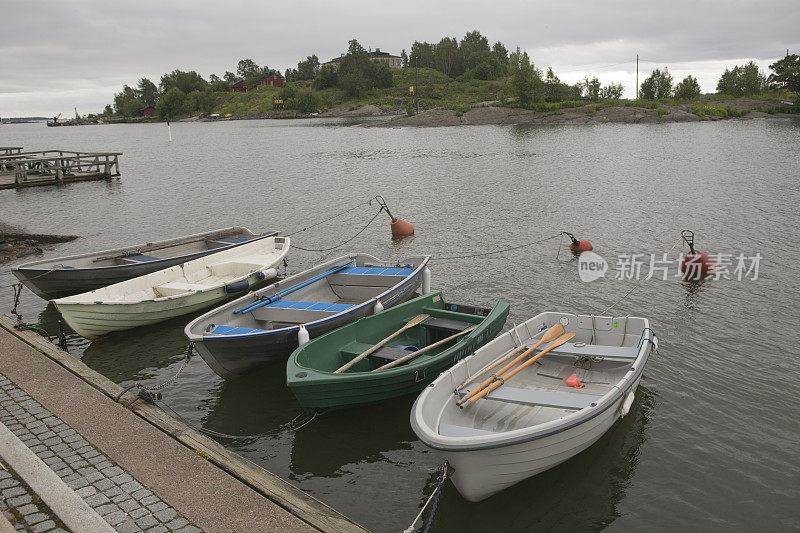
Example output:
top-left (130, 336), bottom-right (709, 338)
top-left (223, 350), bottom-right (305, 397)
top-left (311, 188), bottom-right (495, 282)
top-left (12, 227), bottom-right (276, 300)
top-left (185, 254), bottom-right (431, 379)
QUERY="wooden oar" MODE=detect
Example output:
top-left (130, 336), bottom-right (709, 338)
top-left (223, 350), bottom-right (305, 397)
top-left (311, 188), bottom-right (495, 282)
top-left (454, 323), bottom-right (563, 394)
top-left (465, 331), bottom-right (576, 406)
top-left (333, 314), bottom-right (430, 374)
top-left (456, 323), bottom-right (564, 406)
top-left (371, 325), bottom-right (478, 372)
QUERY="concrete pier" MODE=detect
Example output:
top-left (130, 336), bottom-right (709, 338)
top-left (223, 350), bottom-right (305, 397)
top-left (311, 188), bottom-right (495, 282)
top-left (0, 315), bottom-right (367, 532)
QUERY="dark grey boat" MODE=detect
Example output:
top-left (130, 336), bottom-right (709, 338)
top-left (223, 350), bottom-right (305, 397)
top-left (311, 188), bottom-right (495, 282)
top-left (12, 227), bottom-right (277, 300)
top-left (185, 254), bottom-right (431, 379)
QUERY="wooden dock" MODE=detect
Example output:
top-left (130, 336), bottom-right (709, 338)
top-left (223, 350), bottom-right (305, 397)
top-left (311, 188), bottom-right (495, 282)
top-left (0, 150), bottom-right (122, 190)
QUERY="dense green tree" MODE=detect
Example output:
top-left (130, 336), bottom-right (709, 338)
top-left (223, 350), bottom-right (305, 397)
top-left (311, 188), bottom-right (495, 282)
top-left (401, 49), bottom-right (408, 68)
top-left (509, 47), bottom-right (543, 105)
top-left (103, 104), bottom-right (113, 116)
top-left (579, 76), bottom-right (602, 100)
top-left (768, 54), bottom-right (800, 98)
top-left (137, 78), bottom-right (159, 107)
top-left (156, 87), bottom-right (187, 119)
top-left (674, 75), bottom-right (701, 99)
top-left (223, 71), bottom-right (237, 83)
top-left (296, 55), bottom-right (320, 81)
top-left (236, 59), bottom-right (260, 79)
top-left (600, 82), bottom-right (624, 100)
top-left (543, 68), bottom-right (573, 102)
top-left (409, 41), bottom-right (435, 69)
top-left (434, 37), bottom-right (461, 78)
top-left (160, 70), bottom-right (207, 94)
top-left (492, 41), bottom-right (509, 66)
top-left (294, 90), bottom-right (320, 113)
top-left (338, 39), bottom-right (371, 97)
top-left (460, 30), bottom-right (490, 70)
top-left (369, 61), bottom-right (393, 89)
top-left (640, 68), bottom-right (673, 99)
top-left (313, 65), bottom-right (338, 90)
top-left (716, 61), bottom-right (767, 96)
top-left (208, 74), bottom-right (229, 92)
top-left (186, 90), bottom-right (215, 114)
top-left (113, 85), bottom-right (143, 117)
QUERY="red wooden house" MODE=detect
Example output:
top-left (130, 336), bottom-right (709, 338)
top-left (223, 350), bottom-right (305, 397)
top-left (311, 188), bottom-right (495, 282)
top-left (258, 73), bottom-right (284, 88)
top-left (231, 80), bottom-right (248, 93)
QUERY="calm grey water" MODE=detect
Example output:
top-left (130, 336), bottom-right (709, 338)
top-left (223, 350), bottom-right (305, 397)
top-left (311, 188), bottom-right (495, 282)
top-left (1, 118), bottom-right (799, 532)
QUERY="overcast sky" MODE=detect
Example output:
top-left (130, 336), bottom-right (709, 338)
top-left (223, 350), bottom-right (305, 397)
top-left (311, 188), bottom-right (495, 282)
top-left (1, 0), bottom-right (798, 117)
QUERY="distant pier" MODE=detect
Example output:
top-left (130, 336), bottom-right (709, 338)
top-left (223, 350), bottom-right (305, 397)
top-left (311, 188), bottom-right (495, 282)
top-left (0, 149), bottom-right (122, 190)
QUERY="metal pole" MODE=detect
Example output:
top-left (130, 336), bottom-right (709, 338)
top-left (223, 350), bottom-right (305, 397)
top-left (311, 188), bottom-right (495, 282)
top-left (636, 54), bottom-right (639, 100)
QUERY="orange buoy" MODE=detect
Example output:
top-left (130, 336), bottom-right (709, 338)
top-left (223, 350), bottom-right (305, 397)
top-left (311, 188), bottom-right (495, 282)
top-left (390, 217), bottom-right (414, 236)
top-left (375, 195), bottom-right (414, 236)
top-left (564, 232), bottom-right (592, 253)
top-left (679, 230), bottom-right (715, 279)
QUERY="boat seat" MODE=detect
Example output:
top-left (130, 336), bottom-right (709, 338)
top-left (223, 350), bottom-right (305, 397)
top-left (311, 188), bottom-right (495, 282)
top-left (438, 423), bottom-right (497, 438)
top-left (338, 267), bottom-right (415, 276)
top-left (368, 346), bottom-right (417, 363)
top-left (421, 317), bottom-right (473, 335)
top-left (154, 281), bottom-right (199, 297)
top-left (216, 236), bottom-right (249, 244)
top-left (260, 300), bottom-right (354, 312)
top-left (459, 385), bottom-right (602, 410)
top-left (545, 342), bottom-right (639, 360)
top-left (208, 325), bottom-right (268, 336)
top-left (118, 254), bottom-right (161, 264)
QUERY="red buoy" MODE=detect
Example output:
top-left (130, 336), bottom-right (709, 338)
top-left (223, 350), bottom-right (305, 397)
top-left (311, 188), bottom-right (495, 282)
top-left (564, 232), bottom-right (592, 253)
top-left (390, 218), bottom-right (414, 236)
top-left (375, 195), bottom-right (414, 236)
top-left (679, 230), bottom-right (715, 279)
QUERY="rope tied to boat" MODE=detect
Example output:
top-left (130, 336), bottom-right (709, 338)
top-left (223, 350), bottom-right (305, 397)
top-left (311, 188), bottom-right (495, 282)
top-left (292, 205), bottom-right (386, 252)
top-left (404, 461), bottom-right (449, 533)
top-left (430, 234), bottom-right (560, 261)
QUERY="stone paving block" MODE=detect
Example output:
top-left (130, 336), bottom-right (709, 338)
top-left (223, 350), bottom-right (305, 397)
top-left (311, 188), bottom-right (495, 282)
top-left (66, 477), bottom-right (89, 490)
top-left (105, 510), bottom-right (129, 527)
top-left (76, 445), bottom-right (95, 455)
top-left (111, 473), bottom-right (134, 485)
top-left (42, 436), bottom-right (61, 447)
top-left (53, 467), bottom-right (72, 478)
top-left (140, 495), bottom-right (159, 506)
top-left (146, 526), bottom-right (168, 533)
top-left (116, 519), bottom-right (144, 533)
top-left (8, 494), bottom-right (33, 506)
top-left (75, 485), bottom-right (97, 498)
top-left (94, 477), bottom-right (115, 491)
top-left (70, 460), bottom-right (89, 469)
top-left (88, 455), bottom-right (105, 465)
top-left (136, 515), bottom-right (159, 529)
top-left (30, 520), bottom-right (56, 533)
top-left (38, 431), bottom-right (57, 441)
top-left (23, 512), bottom-right (48, 525)
top-left (147, 502), bottom-right (168, 514)
top-left (49, 443), bottom-right (69, 453)
top-left (121, 480), bottom-right (143, 493)
top-left (101, 466), bottom-right (123, 478)
top-left (132, 489), bottom-right (152, 500)
top-left (35, 450), bottom-right (55, 460)
top-left (95, 460), bottom-right (113, 471)
top-left (119, 499), bottom-right (141, 513)
top-left (56, 428), bottom-right (76, 438)
top-left (95, 503), bottom-right (117, 516)
top-left (85, 492), bottom-right (110, 506)
top-left (63, 433), bottom-right (81, 444)
top-left (129, 507), bottom-right (150, 520)
top-left (104, 486), bottom-right (123, 498)
top-left (2, 486), bottom-right (26, 498)
top-left (166, 517), bottom-right (189, 530)
top-left (0, 478), bottom-right (17, 489)
top-left (16, 504), bottom-right (37, 515)
top-left (112, 492), bottom-right (133, 504)
top-left (68, 439), bottom-right (89, 450)
top-left (153, 508), bottom-right (177, 523)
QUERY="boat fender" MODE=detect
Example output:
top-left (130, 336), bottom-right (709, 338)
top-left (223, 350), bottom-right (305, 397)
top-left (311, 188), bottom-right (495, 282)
top-left (620, 390), bottom-right (635, 417)
top-left (564, 232), bottom-right (592, 253)
top-left (225, 280), bottom-right (250, 293)
top-left (565, 373), bottom-right (585, 388)
top-left (373, 299), bottom-right (384, 315)
top-left (256, 271), bottom-right (266, 280)
top-left (422, 266), bottom-right (431, 294)
top-left (298, 324), bottom-right (309, 346)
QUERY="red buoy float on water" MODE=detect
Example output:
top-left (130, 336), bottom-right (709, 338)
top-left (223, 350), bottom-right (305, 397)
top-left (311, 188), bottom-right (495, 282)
top-left (564, 232), bottom-right (592, 253)
top-left (374, 195), bottom-right (414, 236)
top-left (679, 230), bottom-right (715, 279)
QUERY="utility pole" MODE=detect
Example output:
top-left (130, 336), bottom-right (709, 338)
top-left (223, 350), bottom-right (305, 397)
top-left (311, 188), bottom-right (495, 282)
top-left (636, 54), bottom-right (639, 100)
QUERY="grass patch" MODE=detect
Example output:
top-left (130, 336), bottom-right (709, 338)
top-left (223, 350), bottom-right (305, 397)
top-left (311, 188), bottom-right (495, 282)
top-left (689, 104), bottom-right (749, 118)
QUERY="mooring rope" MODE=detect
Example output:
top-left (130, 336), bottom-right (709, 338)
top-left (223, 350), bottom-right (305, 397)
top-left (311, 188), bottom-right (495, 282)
top-left (284, 199), bottom-right (372, 237)
top-left (292, 206), bottom-right (386, 252)
top-left (600, 235), bottom-right (684, 315)
top-left (430, 234), bottom-right (561, 261)
top-left (404, 462), bottom-right (449, 533)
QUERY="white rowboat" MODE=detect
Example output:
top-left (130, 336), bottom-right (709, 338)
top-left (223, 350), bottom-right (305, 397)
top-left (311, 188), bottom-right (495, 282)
top-left (410, 312), bottom-right (656, 502)
top-left (53, 236), bottom-right (290, 339)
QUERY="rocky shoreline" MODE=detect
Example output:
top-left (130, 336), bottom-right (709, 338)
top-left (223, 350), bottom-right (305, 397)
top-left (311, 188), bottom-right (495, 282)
top-left (0, 223), bottom-right (78, 264)
top-left (368, 99), bottom-right (798, 127)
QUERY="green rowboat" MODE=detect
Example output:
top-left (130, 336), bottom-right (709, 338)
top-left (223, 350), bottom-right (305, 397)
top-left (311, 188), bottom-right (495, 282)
top-left (286, 292), bottom-right (510, 412)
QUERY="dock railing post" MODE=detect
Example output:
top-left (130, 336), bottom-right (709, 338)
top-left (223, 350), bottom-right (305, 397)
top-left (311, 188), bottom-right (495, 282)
top-left (55, 157), bottom-right (64, 183)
